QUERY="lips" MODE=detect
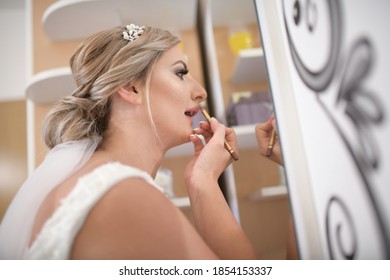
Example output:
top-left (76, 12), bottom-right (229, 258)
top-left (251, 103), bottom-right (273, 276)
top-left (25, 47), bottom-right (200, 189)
top-left (184, 105), bottom-right (200, 117)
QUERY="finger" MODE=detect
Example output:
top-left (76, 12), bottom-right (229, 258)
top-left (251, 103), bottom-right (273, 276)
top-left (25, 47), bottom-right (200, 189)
top-left (189, 134), bottom-right (204, 156)
top-left (208, 117), bottom-right (227, 143)
top-left (255, 123), bottom-right (273, 156)
top-left (224, 126), bottom-right (237, 145)
top-left (199, 120), bottom-right (218, 142)
top-left (195, 130), bottom-right (213, 144)
top-left (193, 126), bottom-right (212, 141)
top-left (224, 126), bottom-right (239, 159)
top-left (255, 123), bottom-right (270, 142)
top-left (199, 121), bottom-right (211, 132)
top-left (209, 118), bottom-right (238, 161)
top-left (258, 117), bottom-right (273, 132)
top-left (193, 125), bottom-right (212, 136)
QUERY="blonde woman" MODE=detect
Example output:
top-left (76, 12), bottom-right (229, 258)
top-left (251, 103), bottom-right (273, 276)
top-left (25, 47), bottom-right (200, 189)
top-left (0, 24), bottom-right (256, 260)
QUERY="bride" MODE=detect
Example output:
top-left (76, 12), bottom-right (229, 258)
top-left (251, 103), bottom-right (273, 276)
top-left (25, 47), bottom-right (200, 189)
top-left (0, 24), bottom-right (256, 260)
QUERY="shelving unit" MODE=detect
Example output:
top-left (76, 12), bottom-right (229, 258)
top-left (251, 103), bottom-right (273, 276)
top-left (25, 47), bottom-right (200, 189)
top-left (199, 0), bottom-right (266, 222)
top-left (199, 0), bottom-right (291, 259)
top-left (233, 124), bottom-right (258, 150)
top-left (25, 67), bottom-right (74, 104)
top-left (248, 185), bottom-right (288, 201)
top-left (231, 48), bottom-right (267, 84)
top-left (42, 0), bottom-right (197, 41)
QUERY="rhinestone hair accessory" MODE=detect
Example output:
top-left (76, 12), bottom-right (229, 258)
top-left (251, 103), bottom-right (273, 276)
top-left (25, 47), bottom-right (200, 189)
top-left (123, 24), bottom-right (145, 42)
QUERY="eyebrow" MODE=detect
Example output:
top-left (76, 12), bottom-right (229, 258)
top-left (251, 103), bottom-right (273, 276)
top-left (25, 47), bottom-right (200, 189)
top-left (171, 60), bottom-right (188, 69)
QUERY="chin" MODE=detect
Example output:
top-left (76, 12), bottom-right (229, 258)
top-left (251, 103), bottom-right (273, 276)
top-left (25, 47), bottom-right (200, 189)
top-left (165, 129), bottom-right (192, 150)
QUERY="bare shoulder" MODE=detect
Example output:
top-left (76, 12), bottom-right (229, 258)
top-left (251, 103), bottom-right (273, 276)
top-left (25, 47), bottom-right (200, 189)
top-left (71, 177), bottom-right (217, 259)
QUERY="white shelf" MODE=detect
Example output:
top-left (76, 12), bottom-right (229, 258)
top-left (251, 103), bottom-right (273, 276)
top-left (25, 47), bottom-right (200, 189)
top-left (231, 48), bottom-right (267, 84)
top-left (248, 185), bottom-right (288, 201)
top-left (211, 0), bottom-right (258, 27)
top-left (171, 197), bottom-right (190, 208)
top-left (165, 142), bottom-right (194, 158)
top-left (25, 67), bottom-right (75, 104)
top-left (233, 124), bottom-right (258, 150)
top-left (43, 0), bottom-right (198, 41)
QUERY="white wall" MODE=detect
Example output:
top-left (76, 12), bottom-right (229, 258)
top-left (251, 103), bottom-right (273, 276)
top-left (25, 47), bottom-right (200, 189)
top-left (0, 0), bottom-right (26, 101)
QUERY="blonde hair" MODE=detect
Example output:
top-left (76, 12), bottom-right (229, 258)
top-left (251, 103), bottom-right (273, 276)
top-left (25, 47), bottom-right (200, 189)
top-left (43, 26), bottom-right (180, 149)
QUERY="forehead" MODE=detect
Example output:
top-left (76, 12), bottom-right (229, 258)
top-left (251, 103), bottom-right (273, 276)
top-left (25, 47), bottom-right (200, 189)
top-left (155, 45), bottom-right (187, 66)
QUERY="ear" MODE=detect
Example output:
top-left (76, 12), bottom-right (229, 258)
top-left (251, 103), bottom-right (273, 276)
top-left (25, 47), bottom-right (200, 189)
top-left (117, 84), bottom-right (142, 105)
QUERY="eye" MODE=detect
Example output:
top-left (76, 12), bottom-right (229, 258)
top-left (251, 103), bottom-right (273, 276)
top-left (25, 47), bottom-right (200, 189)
top-left (176, 68), bottom-right (189, 79)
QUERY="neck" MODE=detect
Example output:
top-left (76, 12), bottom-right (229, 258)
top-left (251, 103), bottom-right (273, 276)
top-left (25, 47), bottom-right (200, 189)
top-left (94, 122), bottom-right (165, 178)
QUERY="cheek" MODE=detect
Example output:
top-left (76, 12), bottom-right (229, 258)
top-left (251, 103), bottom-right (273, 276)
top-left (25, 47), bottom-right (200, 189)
top-left (153, 84), bottom-right (188, 111)
top-left (148, 91), bottom-right (185, 128)
top-left (148, 74), bottom-right (191, 122)
top-left (150, 73), bottom-right (181, 100)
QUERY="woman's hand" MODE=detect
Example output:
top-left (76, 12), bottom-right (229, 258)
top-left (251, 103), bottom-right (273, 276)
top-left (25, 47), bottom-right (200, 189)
top-left (255, 115), bottom-right (283, 165)
top-left (183, 118), bottom-right (257, 260)
top-left (185, 118), bottom-right (238, 188)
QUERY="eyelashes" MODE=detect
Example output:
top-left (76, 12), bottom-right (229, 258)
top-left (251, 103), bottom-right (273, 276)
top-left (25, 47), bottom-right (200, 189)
top-left (176, 68), bottom-right (189, 79)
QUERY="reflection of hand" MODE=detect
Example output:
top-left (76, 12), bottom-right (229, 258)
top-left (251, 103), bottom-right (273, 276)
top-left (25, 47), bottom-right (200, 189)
top-left (255, 116), bottom-right (283, 165)
top-left (185, 118), bottom-right (238, 188)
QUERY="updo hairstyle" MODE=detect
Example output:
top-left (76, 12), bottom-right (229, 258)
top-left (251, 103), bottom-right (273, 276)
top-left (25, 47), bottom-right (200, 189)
top-left (43, 25), bottom-right (180, 149)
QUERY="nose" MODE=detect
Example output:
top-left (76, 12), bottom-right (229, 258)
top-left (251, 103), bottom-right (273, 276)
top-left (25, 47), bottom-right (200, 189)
top-left (191, 77), bottom-right (207, 103)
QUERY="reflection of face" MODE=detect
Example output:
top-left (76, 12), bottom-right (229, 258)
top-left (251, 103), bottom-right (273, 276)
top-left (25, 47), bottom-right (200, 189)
top-left (283, 0), bottom-right (341, 91)
top-left (148, 45), bottom-right (207, 148)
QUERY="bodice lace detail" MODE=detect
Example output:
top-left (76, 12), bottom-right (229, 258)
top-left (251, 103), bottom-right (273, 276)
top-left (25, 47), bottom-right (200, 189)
top-left (24, 162), bottom-right (164, 259)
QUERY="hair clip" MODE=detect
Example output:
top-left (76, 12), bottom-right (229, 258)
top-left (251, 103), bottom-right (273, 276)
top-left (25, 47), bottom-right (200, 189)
top-left (122, 24), bottom-right (145, 42)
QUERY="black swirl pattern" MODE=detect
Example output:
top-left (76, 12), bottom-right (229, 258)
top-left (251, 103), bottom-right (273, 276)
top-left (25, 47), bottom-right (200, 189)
top-left (282, 0), bottom-right (389, 258)
top-left (326, 196), bottom-right (357, 259)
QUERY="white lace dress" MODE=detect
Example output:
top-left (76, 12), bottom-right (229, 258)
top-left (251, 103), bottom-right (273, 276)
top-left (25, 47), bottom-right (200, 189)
top-left (24, 162), bottom-right (164, 259)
